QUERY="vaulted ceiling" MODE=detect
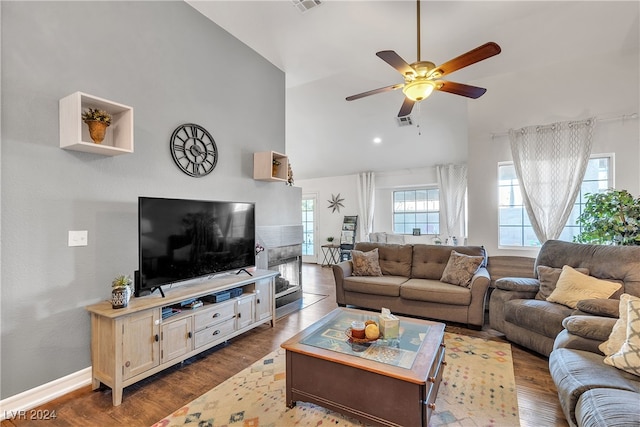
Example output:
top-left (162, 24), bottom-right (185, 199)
top-left (187, 1), bottom-right (639, 179)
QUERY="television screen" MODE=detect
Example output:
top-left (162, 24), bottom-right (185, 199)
top-left (137, 197), bottom-right (255, 296)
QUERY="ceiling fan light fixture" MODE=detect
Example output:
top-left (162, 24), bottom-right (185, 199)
top-left (402, 79), bottom-right (436, 102)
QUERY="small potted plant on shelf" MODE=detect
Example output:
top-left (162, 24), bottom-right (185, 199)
top-left (111, 274), bottom-right (133, 309)
top-left (82, 108), bottom-right (112, 144)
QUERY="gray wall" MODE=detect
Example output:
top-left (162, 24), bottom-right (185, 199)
top-left (0, 1), bottom-right (299, 398)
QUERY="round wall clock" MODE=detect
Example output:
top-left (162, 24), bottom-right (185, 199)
top-left (170, 123), bottom-right (218, 177)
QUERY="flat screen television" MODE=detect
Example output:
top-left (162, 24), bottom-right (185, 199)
top-left (136, 196), bottom-right (256, 297)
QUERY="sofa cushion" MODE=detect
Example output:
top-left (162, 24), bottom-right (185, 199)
top-left (549, 348), bottom-right (640, 427)
top-left (351, 248), bottom-right (382, 277)
top-left (562, 315), bottom-right (617, 342)
top-left (386, 234), bottom-right (405, 244)
top-left (369, 232), bottom-right (385, 243)
top-left (604, 296), bottom-right (640, 376)
top-left (534, 240), bottom-right (640, 297)
top-left (576, 388), bottom-right (640, 427)
top-left (504, 299), bottom-right (574, 338)
top-left (440, 250), bottom-right (484, 287)
top-left (547, 266), bottom-right (622, 309)
top-left (495, 277), bottom-right (540, 292)
top-left (411, 244), bottom-right (486, 280)
top-left (576, 298), bottom-right (620, 318)
top-left (400, 278), bottom-right (472, 306)
top-left (536, 265), bottom-right (589, 301)
top-left (354, 243), bottom-right (413, 277)
top-left (343, 276), bottom-right (406, 296)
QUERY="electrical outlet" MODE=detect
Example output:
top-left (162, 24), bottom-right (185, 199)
top-left (68, 230), bottom-right (88, 247)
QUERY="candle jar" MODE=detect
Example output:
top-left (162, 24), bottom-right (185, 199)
top-left (351, 320), bottom-right (366, 339)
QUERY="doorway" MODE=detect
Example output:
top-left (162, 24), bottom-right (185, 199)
top-left (302, 194), bottom-right (317, 263)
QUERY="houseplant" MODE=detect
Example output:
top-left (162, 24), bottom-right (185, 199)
top-left (82, 108), bottom-right (112, 144)
top-left (111, 274), bottom-right (133, 309)
top-left (574, 189), bottom-right (640, 245)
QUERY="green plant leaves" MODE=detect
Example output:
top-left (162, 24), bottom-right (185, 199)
top-left (574, 189), bottom-right (640, 245)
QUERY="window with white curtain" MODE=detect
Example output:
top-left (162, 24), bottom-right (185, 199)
top-left (498, 155), bottom-right (613, 247)
top-left (393, 188), bottom-right (440, 234)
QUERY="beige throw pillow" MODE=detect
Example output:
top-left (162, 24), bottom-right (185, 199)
top-left (604, 297), bottom-right (640, 377)
top-left (351, 248), bottom-right (383, 277)
top-left (535, 265), bottom-right (589, 301)
top-left (546, 265), bottom-right (622, 309)
top-left (440, 250), bottom-right (484, 288)
top-left (600, 294), bottom-right (640, 356)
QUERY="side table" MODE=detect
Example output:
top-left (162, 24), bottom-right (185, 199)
top-left (320, 244), bottom-right (340, 267)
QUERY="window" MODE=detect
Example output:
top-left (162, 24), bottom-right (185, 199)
top-left (393, 189), bottom-right (440, 234)
top-left (301, 197), bottom-right (315, 256)
top-left (498, 155), bottom-right (612, 247)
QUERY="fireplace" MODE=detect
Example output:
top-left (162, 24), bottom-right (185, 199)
top-left (269, 244), bottom-right (302, 309)
top-left (256, 225), bottom-right (303, 318)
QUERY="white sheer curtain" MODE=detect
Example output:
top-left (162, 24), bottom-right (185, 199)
top-left (436, 164), bottom-right (467, 240)
top-left (509, 118), bottom-right (595, 243)
top-left (356, 172), bottom-right (375, 242)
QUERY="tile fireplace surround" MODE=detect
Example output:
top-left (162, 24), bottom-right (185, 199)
top-left (256, 225), bottom-right (303, 317)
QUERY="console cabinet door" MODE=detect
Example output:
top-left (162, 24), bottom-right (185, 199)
top-left (236, 295), bottom-right (255, 330)
top-left (122, 309), bottom-right (160, 380)
top-left (161, 317), bottom-right (193, 363)
top-left (254, 278), bottom-right (273, 322)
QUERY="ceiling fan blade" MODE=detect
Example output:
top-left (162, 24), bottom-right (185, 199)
top-left (376, 51), bottom-right (415, 76)
top-left (432, 42), bottom-right (501, 77)
top-left (346, 83), bottom-right (404, 101)
top-left (398, 97), bottom-right (415, 117)
top-left (436, 81), bottom-right (487, 99)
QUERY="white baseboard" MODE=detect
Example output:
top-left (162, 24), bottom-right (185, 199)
top-left (0, 368), bottom-right (92, 421)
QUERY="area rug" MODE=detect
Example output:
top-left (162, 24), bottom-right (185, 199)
top-left (152, 332), bottom-right (519, 427)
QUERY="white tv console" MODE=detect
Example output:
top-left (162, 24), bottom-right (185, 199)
top-left (85, 268), bottom-right (277, 406)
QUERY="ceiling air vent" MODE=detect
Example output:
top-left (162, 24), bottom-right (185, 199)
top-left (292, 0), bottom-right (322, 13)
top-left (397, 115), bottom-right (413, 127)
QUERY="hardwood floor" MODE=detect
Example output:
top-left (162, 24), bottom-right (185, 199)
top-left (2, 264), bottom-right (569, 427)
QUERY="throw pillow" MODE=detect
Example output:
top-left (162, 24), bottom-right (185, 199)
top-left (351, 248), bottom-right (383, 277)
top-left (535, 265), bottom-right (589, 301)
top-left (600, 294), bottom-right (640, 356)
top-left (440, 250), bottom-right (484, 288)
top-left (546, 265), bottom-right (622, 309)
top-left (604, 297), bottom-right (640, 377)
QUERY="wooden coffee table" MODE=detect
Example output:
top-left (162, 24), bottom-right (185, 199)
top-left (281, 307), bottom-right (446, 426)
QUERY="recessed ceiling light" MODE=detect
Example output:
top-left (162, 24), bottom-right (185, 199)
top-left (373, 137), bottom-right (382, 144)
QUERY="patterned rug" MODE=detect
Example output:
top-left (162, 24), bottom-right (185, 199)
top-left (152, 332), bottom-right (519, 427)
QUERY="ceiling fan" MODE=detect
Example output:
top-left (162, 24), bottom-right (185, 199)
top-left (346, 0), bottom-right (501, 118)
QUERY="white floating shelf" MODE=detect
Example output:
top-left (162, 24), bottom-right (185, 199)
top-left (59, 91), bottom-right (134, 156)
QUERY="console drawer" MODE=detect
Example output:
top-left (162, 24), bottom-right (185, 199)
top-left (194, 317), bottom-right (236, 348)
top-left (194, 301), bottom-right (235, 330)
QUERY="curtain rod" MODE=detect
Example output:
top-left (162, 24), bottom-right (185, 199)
top-left (490, 112), bottom-right (638, 139)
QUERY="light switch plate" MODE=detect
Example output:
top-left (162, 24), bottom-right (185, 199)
top-left (68, 230), bottom-right (88, 247)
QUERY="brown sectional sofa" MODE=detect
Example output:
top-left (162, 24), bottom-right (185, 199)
top-left (489, 239), bottom-right (640, 357)
top-left (332, 242), bottom-right (491, 328)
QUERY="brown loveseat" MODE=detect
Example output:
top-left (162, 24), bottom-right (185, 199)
top-left (332, 242), bottom-right (490, 328)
